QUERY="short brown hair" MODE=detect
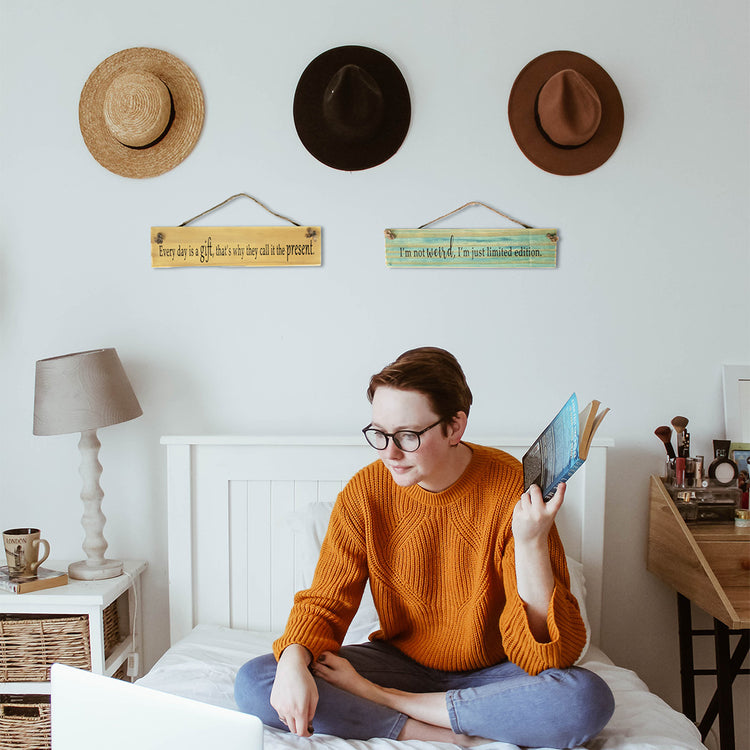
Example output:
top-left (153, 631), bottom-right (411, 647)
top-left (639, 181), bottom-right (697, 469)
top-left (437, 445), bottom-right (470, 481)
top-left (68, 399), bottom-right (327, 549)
top-left (367, 347), bottom-right (473, 426)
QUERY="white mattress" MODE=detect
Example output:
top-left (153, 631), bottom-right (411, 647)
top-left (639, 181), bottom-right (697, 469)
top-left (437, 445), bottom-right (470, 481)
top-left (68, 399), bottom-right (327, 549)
top-left (137, 625), bottom-right (706, 750)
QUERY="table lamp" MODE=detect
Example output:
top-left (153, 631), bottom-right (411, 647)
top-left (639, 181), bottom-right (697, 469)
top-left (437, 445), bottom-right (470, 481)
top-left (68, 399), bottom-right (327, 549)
top-left (33, 348), bottom-right (142, 580)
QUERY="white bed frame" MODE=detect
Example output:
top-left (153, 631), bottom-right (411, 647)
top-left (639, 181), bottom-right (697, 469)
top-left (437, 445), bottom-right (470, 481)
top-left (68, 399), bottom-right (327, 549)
top-left (162, 436), bottom-right (611, 649)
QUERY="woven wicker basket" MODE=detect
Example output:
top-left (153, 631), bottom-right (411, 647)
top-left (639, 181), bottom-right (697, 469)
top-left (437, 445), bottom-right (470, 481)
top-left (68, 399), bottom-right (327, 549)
top-left (0, 696), bottom-right (51, 750)
top-left (0, 615), bottom-right (91, 681)
top-left (102, 599), bottom-right (121, 658)
top-left (0, 600), bottom-right (123, 683)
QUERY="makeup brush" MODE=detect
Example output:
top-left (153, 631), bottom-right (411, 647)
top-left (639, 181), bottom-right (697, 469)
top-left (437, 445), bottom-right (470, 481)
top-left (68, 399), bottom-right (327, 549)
top-left (671, 416), bottom-right (688, 434)
top-left (671, 416), bottom-right (689, 457)
top-left (654, 426), bottom-right (676, 458)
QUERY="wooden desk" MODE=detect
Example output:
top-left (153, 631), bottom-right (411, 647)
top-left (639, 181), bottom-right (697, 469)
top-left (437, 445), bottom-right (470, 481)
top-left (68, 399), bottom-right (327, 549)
top-left (648, 476), bottom-right (749, 750)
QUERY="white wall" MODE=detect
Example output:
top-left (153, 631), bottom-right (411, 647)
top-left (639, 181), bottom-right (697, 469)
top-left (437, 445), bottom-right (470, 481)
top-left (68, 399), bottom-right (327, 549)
top-left (1, 0), bottom-right (748, 744)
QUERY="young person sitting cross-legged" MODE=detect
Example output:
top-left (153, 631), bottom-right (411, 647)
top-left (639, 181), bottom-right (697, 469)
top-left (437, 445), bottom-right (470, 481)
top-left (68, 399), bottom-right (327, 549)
top-left (235, 347), bottom-right (614, 748)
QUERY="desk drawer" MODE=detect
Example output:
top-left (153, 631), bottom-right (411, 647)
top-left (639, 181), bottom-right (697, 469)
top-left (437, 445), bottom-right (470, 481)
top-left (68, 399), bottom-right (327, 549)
top-left (698, 541), bottom-right (750, 588)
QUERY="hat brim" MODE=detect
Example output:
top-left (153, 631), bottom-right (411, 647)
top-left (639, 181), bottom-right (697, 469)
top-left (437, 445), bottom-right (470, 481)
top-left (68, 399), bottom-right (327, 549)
top-left (294, 45), bottom-right (411, 171)
top-left (508, 51), bottom-right (623, 176)
top-left (79, 47), bottom-right (204, 179)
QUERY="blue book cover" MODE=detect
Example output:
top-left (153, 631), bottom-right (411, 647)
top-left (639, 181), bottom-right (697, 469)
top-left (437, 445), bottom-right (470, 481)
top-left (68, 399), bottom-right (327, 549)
top-left (522, 393), bottom-right (608, 501)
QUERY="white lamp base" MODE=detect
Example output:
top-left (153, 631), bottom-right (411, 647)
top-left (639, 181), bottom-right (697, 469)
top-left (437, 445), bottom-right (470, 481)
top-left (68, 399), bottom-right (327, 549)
top-left (68, 558), bottom-right (124, 580)
top-left (72, 430), bottom-right (125, 582)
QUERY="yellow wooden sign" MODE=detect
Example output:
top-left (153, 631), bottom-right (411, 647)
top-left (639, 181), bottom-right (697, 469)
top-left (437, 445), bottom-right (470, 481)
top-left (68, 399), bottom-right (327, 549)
top-left (151, 225), bottom-right (321, 268)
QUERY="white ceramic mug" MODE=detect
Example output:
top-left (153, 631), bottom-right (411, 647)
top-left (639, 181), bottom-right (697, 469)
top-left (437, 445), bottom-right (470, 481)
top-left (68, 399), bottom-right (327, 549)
top-left (3, 527), bottom-right (51, 578)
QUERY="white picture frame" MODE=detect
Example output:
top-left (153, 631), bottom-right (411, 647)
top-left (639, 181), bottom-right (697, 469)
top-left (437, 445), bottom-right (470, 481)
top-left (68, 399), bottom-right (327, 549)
top-left (722, 364), bottom-right (750, 442)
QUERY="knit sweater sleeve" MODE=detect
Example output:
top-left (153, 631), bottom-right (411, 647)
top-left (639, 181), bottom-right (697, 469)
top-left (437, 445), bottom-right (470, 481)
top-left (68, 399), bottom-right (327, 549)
top-left (497, 525), bottom-right (587, 675)
top-left (273, 491), bottom-right (368, 661)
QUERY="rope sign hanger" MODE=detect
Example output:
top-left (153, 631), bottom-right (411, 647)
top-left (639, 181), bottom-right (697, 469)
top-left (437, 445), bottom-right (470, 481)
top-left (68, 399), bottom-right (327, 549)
top-left (417, 201), bottom-right (533, 230)
top-left (178, 193), bottom-right (302, 228)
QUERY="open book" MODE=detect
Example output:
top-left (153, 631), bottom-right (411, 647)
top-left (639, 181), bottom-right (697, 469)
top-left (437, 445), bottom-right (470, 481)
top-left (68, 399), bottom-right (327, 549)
top-left (522, 393), bottom-right (609, 501)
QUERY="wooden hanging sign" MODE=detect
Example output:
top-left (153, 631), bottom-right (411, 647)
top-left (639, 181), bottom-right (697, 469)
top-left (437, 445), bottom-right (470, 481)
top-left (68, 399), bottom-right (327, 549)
top-left (384, 202), bottom-right (557, 269)
top-left (151, 226), bottom-right (321, 267)
top-left (151, 193), bottom-right (321, 268)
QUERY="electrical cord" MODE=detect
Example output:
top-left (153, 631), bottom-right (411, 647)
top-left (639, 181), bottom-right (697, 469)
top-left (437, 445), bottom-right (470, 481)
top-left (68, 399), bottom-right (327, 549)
top-left (121, 568), bottom-right (140, 678)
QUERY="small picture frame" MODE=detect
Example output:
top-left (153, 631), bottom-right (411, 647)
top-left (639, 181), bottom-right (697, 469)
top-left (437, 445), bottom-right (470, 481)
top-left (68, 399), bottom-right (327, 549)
top-left (731, 446), bottom-right (750, 474)
top-left (722, 365), bottom-right (750, 442)
top-left (733, 445), bottom-right (750, 501)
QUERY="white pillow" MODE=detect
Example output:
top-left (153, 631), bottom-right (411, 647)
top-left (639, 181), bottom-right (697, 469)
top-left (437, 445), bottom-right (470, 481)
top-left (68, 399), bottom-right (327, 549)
top-left (289, 502), bottom-right (379, 645)
top-left (289, 501), bottom-right (590, 659)
top-left (565, 555), bottom-right (591, 662)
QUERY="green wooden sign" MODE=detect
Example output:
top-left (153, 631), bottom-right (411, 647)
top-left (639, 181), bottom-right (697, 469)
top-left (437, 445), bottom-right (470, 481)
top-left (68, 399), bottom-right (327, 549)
top-left (384, 228), bottom-right (558, 268)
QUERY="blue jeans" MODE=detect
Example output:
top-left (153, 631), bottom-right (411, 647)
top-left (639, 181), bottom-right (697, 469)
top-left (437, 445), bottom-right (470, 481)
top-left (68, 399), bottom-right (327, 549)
top-left (234, 641), bottom-right (614, 748)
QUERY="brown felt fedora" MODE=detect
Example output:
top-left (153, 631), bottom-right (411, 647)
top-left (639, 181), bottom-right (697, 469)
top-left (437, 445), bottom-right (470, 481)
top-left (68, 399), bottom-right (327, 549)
top-left (508, 51), bottom-right (623, 176)
top-left (293, 45), bottom-right (411, 171)
top-left (79, 47), bottom-right (204, 179)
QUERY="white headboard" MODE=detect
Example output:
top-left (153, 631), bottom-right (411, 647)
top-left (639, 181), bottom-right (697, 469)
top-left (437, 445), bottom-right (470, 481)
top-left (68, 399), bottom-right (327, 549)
top-left (161, 436), bottom-right (610, 648)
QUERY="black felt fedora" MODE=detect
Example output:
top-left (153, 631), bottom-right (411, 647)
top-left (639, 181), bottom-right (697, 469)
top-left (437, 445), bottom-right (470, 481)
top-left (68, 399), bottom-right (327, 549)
top-left (508, 50), bottom-right (624, 176)
top-left (293, 45), bottom-right (411, 171)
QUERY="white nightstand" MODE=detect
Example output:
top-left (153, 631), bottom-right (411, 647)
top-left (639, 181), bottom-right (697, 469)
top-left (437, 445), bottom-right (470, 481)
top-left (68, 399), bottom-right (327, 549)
top-left (1, 559), bottom-right (147, 693)
top-left (1, 560), bottom-right (147, 747)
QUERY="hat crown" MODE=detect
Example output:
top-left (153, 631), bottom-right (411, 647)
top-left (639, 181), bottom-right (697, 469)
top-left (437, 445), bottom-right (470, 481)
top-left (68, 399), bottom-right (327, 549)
top-left (322, 64), bottom-right (385, 142)
top-left (536, 68), bottom-right (602, 147)
top-left (103, 71), bottom-right (173, 149)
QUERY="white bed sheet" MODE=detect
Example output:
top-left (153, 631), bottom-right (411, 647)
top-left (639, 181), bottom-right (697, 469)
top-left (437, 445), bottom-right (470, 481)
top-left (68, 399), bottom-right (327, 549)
top-left (137, 624), bottom-right (706, 750)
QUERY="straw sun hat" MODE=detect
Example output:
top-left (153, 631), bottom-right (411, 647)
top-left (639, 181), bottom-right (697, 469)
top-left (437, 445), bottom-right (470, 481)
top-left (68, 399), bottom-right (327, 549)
top-left (79, 47), bottom-right (204, 179)
top-left (508, 50), bottom-right (623, 175)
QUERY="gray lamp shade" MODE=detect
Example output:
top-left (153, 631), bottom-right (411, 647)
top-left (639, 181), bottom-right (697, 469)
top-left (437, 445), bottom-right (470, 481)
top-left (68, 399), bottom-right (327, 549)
top-left (33, 348), bottom-right (142, 436)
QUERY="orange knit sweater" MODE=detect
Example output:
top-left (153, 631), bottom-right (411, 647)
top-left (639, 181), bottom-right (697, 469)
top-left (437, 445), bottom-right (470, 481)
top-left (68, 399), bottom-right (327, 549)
top-left (273, 444), bottom-right (587, 676)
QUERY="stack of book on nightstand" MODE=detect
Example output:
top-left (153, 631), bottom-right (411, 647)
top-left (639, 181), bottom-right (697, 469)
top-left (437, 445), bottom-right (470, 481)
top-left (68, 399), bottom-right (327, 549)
top-left (0, 566), bottom-right (68, 593)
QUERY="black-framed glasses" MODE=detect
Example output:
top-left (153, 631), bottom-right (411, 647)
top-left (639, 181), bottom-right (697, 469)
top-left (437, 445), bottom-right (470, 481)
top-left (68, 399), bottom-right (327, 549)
top-left (362, 419), bottom-right (443, 452)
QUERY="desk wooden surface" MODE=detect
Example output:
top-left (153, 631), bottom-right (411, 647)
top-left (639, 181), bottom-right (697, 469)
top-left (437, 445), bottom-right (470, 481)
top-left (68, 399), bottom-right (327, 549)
top-left (647, 476), bottom-right (750, 629)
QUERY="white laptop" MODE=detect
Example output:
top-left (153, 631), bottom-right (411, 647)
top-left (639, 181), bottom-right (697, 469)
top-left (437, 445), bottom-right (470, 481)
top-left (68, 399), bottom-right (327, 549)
top-left (51, 663), bottom-right (263, 750)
